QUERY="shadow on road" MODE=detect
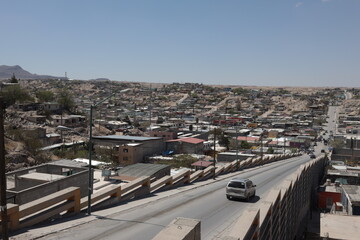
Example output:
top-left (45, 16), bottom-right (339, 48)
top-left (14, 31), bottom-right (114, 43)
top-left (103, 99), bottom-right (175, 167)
top-left (228, 195), bottom-right (260, 203)
top-left (93, 215), bottom-right (166, 228)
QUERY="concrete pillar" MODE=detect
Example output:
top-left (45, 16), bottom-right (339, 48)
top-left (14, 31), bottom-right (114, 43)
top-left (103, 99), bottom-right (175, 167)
top-left (153, 217), bottom-right (201, 240)
top-left (7, 204), bottom-right (19, 230)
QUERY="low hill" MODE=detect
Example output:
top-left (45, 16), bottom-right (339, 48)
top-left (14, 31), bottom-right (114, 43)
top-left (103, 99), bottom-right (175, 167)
top-left (0, 65), bottom-right (66, 80)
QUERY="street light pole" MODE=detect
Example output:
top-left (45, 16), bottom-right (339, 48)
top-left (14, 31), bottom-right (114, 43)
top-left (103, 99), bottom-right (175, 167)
top-left (260, 133), bottom-right (263, 164)
top-left (0, 97), bottom-right (8, 240)
top-left (87, 105), bottom-right (94, 215)
top-left (235, 125), bottom-right (239, 169)
top-left (87, 89), bottom-right (129, 215)
top-left (213, 128), bottom-right (216, 179)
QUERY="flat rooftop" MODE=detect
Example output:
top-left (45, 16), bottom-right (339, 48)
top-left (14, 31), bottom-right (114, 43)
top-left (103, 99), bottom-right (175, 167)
top-left (321, 213), bottom-right (360, 240)
top-left (18, 172), bottom-right (66, 182)
top-left (116, 163), bottom-right (170, 178)
top-left (327, 170), bottom-right (359, 177)
top-left (51, 159), bottom-right (88, 168)
top-left (342, 185), bottom-right (360, 204)
top-left (325, 185), bottom-right (342, 193)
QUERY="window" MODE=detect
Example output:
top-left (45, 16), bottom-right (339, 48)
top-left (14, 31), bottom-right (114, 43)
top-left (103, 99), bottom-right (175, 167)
top-left (123, 157), bottom-right (128, 161)
top-left (326, 197), bottom-right (333, 208)
top-left (228, 181), bottom-right (245, 188)
top-left (123, 149), bottom-right (128, 152)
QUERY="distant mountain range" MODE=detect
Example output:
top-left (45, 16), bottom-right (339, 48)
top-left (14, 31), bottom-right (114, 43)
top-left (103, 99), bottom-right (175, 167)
top-left (0, 65), bottom-right (66, 80)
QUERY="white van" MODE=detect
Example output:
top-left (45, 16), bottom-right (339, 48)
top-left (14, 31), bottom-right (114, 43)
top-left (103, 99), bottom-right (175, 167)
top-left (226, 178), bottom-right (256, 201)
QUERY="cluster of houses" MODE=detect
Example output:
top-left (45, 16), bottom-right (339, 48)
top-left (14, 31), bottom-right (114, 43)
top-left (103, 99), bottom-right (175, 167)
top-left (4, 81), bottom-right (349, 167)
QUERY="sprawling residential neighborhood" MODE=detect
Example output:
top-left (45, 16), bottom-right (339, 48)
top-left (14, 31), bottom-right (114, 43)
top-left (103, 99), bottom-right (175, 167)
top-left (1, 75), bottom-right (360, 239)
top-left (1, 78), bottom-right (341, 169)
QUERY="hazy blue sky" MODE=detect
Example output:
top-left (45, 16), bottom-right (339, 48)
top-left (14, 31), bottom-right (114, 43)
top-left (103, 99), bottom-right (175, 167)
top-left (1, 0), bottom-right (359, 87)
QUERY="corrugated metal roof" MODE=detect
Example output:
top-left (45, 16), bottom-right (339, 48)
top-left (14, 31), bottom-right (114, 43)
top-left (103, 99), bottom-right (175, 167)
top-left (237, 136), bottom-right (259, 141)
top-left (342, 185), bottom-right (360, 203)
top-left (93, 135), bottom-right (161, 141)
top-left (167, 137), bottom-right (204, 144)
top-left (181, 138), bottom-right (205, 144)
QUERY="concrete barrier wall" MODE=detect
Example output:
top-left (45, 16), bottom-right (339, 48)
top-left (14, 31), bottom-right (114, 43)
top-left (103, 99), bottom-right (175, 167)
top-left (153, 153), bottom-right (324, 240)
top-left (224, 155), bottom-right (326, 240)
top-left (0, 187), bottom-right (80, 231)
top-left (83, 153), bottom-right (302, 213)
top-left (80, 176), bottom-right (151, 210)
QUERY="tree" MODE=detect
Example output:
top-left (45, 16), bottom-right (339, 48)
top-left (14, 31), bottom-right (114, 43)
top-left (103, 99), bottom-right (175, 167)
top-left (157, 116), bottom-right (164, 124)
top-left (94, 147), bottom-right (117, 164)
top-left (9, 73), bottom-right (18, 83)
top-left (123, 115), bottom-right (132, 125)
top-left (218, 134), bottom-right (230, 150)
top-left (0, 85), bottom-right (33, 106)
top-left (210, 128), bottom-right (230, 150)
top-left (232, 87), bottom-right (249, 95)
top-left (267, 147), bottom-right (274, 154)
top-left (240, 141), bottom-right (251, 149)
top-left (57, 89), bottom-right (75, 112)
top-left (210, 128), bottom-right (223, 136)
top-left (36, 90), bottom-right (55, 103)
top-left (5, 127), bottom-right (47, 164)
top-left (329, 139), bottom-right (345, 149)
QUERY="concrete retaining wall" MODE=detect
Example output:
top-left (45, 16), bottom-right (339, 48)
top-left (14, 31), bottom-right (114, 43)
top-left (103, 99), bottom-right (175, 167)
top-left (154, 154), bottom-right (326, 240)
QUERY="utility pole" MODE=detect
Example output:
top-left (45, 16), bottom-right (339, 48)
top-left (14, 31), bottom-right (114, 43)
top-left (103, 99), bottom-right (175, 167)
top-left (351, 137), bottom-right (354, 163)
top-left (0, 97), bottom-right (8, 240)
top-left (260, 133), bottom-right (263, 164)
top-left (87, 89), bottom-right (129, 215)
top-left (235, 125), bottom-right (239, 169)
top-left (87, 104), bottom-right (94, 215)
top-left (283, 137), bottom-right (286, 154)
top-left (213, 128), bottom-right (216, 179)
top-left (60, 110), bottom-right (63, 150)
top-left (149, 84), bottom-right (152, 130)
top-left (98, 111), bottom-right (101, 132)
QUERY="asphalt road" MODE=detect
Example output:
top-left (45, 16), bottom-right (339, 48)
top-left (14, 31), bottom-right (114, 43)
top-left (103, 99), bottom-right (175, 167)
top-left (39, 153), bottom-right (318, 240)
top-left (323, 105), bottom-right (338, 138)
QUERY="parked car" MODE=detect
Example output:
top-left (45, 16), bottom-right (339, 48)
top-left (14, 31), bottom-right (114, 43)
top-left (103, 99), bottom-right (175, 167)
top-left (226, 178), bottom-right (256, 201)
top-left (310, 153), bottom-right (316, 159)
